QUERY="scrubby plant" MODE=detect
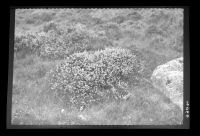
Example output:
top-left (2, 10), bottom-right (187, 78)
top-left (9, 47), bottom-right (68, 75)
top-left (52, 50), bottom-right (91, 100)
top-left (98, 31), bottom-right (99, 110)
top-left (14, 31), bottom-right (64, 59)
top-left (106, 28), bottom-right (122, 40)
top-left (15, 23), bottom-right (114, 60)
top-left (47, 47), bottom-right (142, 110)
top-left (14, 32), bottom-right (42, 58)
top-left (42, 21), bottom-right (60, 33)
top-left (38, 28), bottom-right (91, 60)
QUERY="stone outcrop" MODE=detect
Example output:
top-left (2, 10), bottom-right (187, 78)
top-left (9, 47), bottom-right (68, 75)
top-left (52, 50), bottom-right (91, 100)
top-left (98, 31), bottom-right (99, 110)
top-left (151, 57), bottom-right (183, 111)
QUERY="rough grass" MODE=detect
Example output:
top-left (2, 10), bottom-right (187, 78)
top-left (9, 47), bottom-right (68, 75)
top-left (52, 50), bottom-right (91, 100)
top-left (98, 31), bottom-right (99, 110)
top-left (12, 54), bottom-right (182, 125)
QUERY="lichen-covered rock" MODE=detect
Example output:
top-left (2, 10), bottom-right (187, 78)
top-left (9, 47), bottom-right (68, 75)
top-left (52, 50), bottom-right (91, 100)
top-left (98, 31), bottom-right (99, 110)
top-left (151, 57), bottom-right (183, 111)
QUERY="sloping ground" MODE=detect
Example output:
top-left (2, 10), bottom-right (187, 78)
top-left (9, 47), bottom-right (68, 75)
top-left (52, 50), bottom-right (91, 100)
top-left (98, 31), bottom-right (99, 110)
top-left (15, 9), bottom-right (183, 67)
top-left (12, 8), bottom-right (184, 125)
top-left (12, 55), bottom-right (183, 125)
top-left (12, 74), bottom-right (182, 125)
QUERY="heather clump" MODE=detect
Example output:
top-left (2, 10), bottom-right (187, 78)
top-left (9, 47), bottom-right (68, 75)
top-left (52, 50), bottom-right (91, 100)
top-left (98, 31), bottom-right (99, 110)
top-left (14, 23), bottom-right (112, 60)
top-left (48, 48), bottom-right (142, 110)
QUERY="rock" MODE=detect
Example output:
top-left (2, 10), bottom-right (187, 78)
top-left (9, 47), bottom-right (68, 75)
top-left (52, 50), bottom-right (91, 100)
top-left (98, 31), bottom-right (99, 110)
top-left (151, 57), bottom-right (183, 111)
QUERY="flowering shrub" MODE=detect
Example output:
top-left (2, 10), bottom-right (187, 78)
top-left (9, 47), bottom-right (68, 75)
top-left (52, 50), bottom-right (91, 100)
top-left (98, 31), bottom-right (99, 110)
top-left (47, 48), bottom-right (142, 110)
top-left (38, 28), bottom-right (92, 60)
top-left (15, 23), bottom-right (113, 60)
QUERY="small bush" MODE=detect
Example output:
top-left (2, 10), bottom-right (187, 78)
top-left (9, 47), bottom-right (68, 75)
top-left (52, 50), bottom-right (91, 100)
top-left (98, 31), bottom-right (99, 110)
top-left (42, 21), bottom-right (60, 33)
top-left (14, 23), bottom-right (114, 60)
top-left (38, 28), bottom-right (91, 60)
top-left (100, 22), bottom-right (122, 40)
top-left (47, 48), bottom-right (142, 110)
top-left (14, 32), bottom-right (41, 58)
top-left (112, 16), bottom-right (126, 24)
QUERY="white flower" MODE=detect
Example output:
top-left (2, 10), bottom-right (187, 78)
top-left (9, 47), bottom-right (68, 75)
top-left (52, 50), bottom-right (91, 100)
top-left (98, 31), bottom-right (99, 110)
top-left (61, 109), bottom-right (65, 113)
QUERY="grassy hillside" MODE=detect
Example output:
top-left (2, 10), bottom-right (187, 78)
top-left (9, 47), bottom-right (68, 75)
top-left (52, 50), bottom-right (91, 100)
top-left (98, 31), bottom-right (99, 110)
top-left (12, 8), bottom-right (183, 125)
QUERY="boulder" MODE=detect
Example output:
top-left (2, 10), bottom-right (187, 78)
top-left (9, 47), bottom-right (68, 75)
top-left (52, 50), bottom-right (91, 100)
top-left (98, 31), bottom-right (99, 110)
top-left (151, 57), bottom-right (183, 111)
